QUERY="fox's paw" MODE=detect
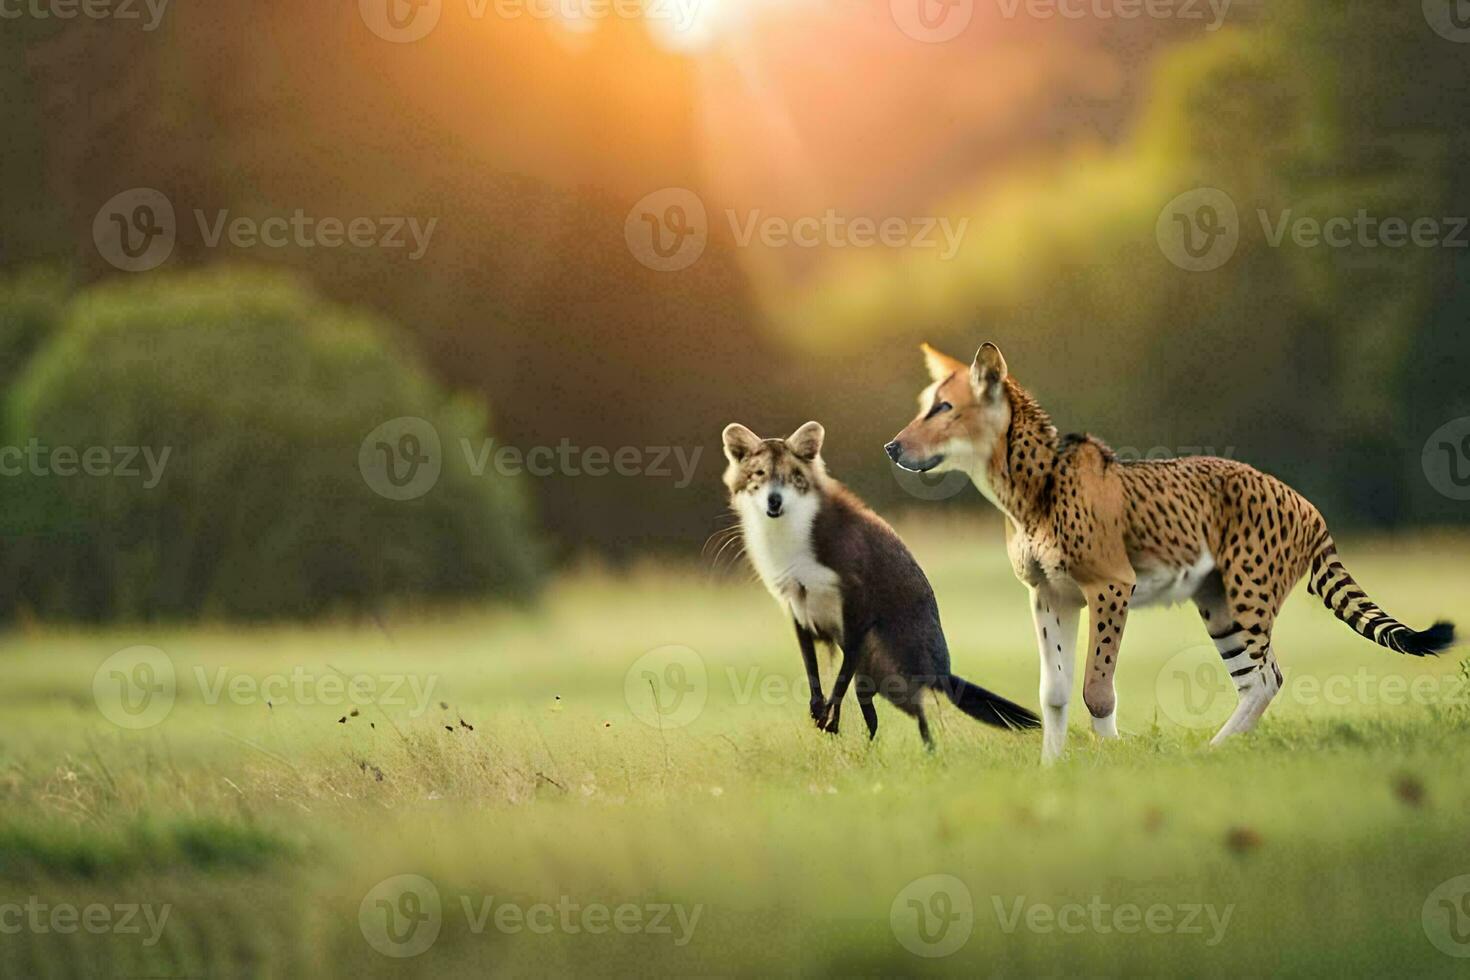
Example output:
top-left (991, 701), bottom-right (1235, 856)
top-left (809, 696), bottom-right (827, 726)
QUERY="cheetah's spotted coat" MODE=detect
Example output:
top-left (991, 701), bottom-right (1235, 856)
top-left (889, 342), bottom-right (1456, 761)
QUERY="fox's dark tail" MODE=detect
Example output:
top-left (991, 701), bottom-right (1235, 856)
top-left (942, 675), bottom-right (1041, 731)
top-left (1307, 535), bottom-right (1456, 656)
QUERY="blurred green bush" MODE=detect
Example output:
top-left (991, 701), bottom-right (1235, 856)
top-left (0, 267), bottom-right (69, 402)
top-left (0, 266), bottom-right (542, 622)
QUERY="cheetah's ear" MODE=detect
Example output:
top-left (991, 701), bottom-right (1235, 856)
top-left (970, 343), bottom-right (1008, 400)
top-left (722, 423), bottom-right (762, 464)
top-left (920, 343), bottom-right (966, 383)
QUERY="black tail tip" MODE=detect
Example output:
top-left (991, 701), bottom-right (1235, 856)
top-left (992, 700), bottom-right (1044, 732)
top-left (1406, 620), bottom-right (1456, 656)
top-left (943, 675), bottom-right (1043, 731)
top-left (1007, 708), bottom-right (1043, 731)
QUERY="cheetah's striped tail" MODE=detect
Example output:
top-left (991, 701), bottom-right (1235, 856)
top-left (1307, 536), bottom-right (1455, 656)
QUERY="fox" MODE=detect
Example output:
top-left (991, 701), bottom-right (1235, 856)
top-left (721, 419), bottom-right (1041, 746)
top-left (887, 342), bottom-right (1456, 762)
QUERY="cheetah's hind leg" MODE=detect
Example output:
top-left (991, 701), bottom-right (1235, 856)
top-left (1192, 571), bottom-right (1283, 745)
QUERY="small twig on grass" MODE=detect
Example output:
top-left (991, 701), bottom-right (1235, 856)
top-left (38, 792), bottom-right (98, 824)
top-left (531, 717), bottom-right (561, 771)
top-left (649, 677), bottom-right (670, 790)
top-left (83, 732), bottom-right (120, 799)
top-left (219, 730), bottom-right (305, 778)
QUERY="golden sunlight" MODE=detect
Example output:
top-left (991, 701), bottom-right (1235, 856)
top-left (644, 0), bottom-right (739, 53)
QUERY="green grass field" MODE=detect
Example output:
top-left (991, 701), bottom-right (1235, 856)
top-left (3, 516), bottom-right (1469, 977)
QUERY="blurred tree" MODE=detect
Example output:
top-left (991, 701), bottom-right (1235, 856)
top-left (784, 4), bottom-right (1470, 531)
top-left (0, 268), bottom-right (69, 400)
top-left (1, 267), bottom-right (542, 621)
top-left (4, 0), bottom-right (1465, 561)
top-left (0, 20), bottom-right (70, 268)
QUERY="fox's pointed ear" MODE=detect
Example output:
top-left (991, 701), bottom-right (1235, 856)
top-left (786, 421), bottom-right (825, 461)
top-left (722, 423), bottom-right (762, 463)
top-left (921, 342), bottom-right (966, 383)
top-left (970, 342), bottom-right (1008, 399)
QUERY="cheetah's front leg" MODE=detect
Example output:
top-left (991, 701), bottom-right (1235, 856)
top-left (1030, 587), bottom-right (1079, 764)
top-left (1081, 582), bottom-right (1133, 738)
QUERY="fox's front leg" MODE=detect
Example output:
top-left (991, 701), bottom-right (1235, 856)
top-left (1080, 581), bottom-right (1133, 738)
top-left (794, 621), bottom-right (826, 726)
top-left (1031, 587), bottom-right (1080, 764)
top-left (817, 646), bottom-right (859, 734)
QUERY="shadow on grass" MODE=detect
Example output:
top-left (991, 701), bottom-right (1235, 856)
top-left (0, 817), bottom-right (300, 880)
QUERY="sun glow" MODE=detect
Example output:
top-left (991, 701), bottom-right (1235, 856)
top-left (645, 0), bottom-right (739, 53)
top-left (542, 0), bottom-right (741, 53)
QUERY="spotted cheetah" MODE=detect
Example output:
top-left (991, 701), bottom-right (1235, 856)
top-left (886, 342), bottom-right (1456, 762)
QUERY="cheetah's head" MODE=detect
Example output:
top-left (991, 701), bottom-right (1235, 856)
top-left (885, 342), bottom-right (1010, 476)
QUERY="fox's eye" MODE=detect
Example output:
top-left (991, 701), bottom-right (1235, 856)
top-left (925, 400), bottom-right (952, 420)
top-left (753, 469), bottom-right (766, 478)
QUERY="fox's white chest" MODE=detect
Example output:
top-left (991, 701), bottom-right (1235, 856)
top-left (739, 499), bottom-right (844, 641)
